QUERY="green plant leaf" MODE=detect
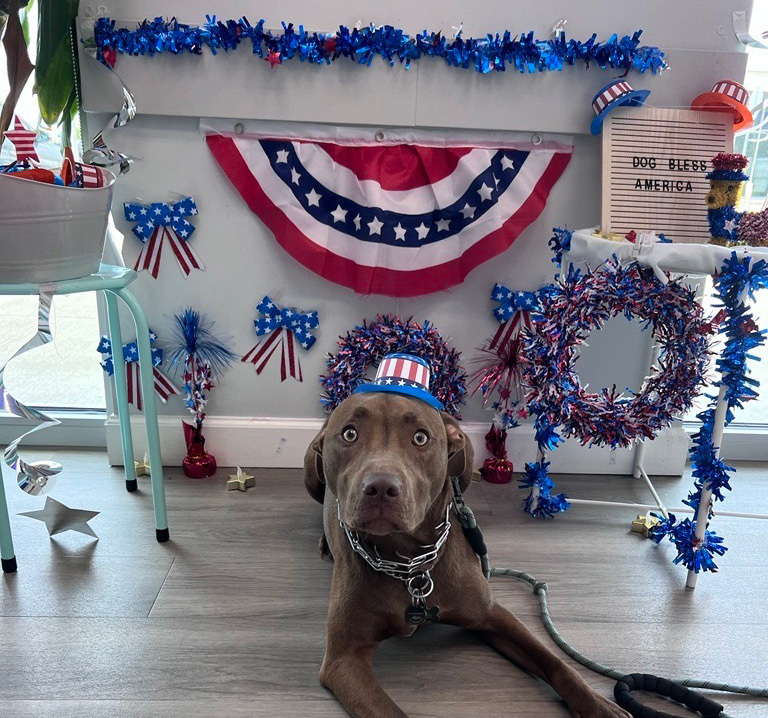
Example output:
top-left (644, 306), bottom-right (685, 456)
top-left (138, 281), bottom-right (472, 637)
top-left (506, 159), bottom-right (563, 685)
top-left (35, 0), bottom-right (78, 125)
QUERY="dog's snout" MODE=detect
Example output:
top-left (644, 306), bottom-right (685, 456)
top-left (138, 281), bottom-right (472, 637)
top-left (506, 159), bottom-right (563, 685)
top-left (362, 473), bottom-right (402, 499)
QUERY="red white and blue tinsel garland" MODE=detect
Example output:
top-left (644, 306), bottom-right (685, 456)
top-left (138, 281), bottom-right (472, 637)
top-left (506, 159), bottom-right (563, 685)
top-left (520, 252), bottom-right (713, 519)
top-left (649, 253), bottom-right (768, 573)
top-left (91, 17), bottom-right (667, 75)
top-left (321, 315), bottom-right (466, 417)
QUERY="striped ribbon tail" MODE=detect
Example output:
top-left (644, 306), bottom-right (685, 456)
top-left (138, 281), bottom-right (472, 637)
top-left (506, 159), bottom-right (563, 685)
top-left (0, 286), bottom-right (63, 496)
top-left (165, 228), bottom-right (205, 277)
top-left (283, 330), bottom-right (302, 382)
top-left (124, 363), bottom-right (180, 409)
top-left (490, 311), bottom-right (524, 351)
top-left (241, 328), bottom-right (284, 376)
top-left (133, 226), bottom-right (164, 278)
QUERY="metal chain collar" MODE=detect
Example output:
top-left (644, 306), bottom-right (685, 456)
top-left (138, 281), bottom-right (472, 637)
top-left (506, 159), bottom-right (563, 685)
top-left (338, 501), bottom-right (452, 602)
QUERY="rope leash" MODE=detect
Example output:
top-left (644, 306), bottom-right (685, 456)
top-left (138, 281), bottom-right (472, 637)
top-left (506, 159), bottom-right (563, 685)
top-left (490, 567), bottom-right (768, 718)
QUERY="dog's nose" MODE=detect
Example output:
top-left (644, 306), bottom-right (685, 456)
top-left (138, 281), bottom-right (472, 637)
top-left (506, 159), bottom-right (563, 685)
top-left (362, 473), bottom-right (402, 499)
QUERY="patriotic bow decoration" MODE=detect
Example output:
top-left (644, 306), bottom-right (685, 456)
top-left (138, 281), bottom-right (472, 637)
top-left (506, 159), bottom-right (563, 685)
top-left (97, 332), bottom-right (180, 410)
top-left (242, 296), bottom-right (319, 382)
top-left (490, 284), bottom-right (550, 349)
top-left (123, 196), bottom-right (205, 278)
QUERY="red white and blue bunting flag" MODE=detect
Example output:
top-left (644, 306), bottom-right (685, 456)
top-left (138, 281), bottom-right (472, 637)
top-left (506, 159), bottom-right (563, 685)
top-left (206, 127), bottom-right (572, 296)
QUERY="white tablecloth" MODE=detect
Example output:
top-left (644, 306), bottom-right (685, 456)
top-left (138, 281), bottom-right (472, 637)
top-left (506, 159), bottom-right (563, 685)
top-left (565, 228), bottom-right (768, 282)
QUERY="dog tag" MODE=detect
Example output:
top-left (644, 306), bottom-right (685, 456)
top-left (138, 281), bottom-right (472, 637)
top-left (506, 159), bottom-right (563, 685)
top-left (405, 603), bottom-right (440, 626)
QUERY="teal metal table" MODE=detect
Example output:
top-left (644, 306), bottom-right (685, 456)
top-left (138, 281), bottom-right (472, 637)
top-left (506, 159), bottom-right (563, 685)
top-left (0, 264), bottom-right (169, 573)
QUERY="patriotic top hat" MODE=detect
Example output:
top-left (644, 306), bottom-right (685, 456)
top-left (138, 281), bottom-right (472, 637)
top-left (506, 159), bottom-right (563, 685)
top-left (355, 353), bottom-right (444, 411)
top-left (691, 80), bottom-right (753, 132)
top-left (590, 80), bottom-right (650, 135)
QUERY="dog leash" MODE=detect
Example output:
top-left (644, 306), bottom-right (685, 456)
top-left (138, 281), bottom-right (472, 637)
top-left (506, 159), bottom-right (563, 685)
top-left (446, 481), bottom-right (767, 718)
top-left (490, 567), bottom-right (768, 718)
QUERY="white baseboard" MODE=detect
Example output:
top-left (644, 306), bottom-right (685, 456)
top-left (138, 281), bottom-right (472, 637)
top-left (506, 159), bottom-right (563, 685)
top-left (105, 415), bottom-right (690, 475)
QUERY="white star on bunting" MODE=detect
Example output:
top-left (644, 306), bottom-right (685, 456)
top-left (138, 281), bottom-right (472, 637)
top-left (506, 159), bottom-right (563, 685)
top-left (393, 223), bottom-right (407, 241)
top-left (436, 218), bottom-right (451, 233)
top-left (275, 149), bottom-right (290, 163)
top-left (305, 189), bottom-right (321, 207)
top-left (353, 215), bottom-right (362, 231)
top-left (460, 203), bottom-right (476, 220)
top-left (415, 223), bottom-right (429, 240)
top-left (501, 156), bottom-right (515, 171)
top-left (477, 183), bottom-right (493, 201)
top-left (368, 217), bottom-right (383, 235)
top-left (331, 205), bottom-right (348, 223)
top-left (290, 167), bottom-right (301, 185)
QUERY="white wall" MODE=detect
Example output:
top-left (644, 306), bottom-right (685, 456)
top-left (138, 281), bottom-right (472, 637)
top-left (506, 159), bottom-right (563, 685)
top-left (78, 1), bottom-right (751, 470)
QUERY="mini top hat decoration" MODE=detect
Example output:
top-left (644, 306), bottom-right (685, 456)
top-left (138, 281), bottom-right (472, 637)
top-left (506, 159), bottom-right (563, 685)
top-left (691, 80), bottom-right (753, 132)
top-left (590, 80), bottom-right (650, 135)
top-left (355, 353), bottom-right (444, 410)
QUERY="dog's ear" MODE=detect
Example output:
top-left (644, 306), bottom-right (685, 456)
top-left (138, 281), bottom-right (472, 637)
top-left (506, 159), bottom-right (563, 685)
top-left (442, 413), bottom-right (474, 492)
top-left (304, 423), bottom-right (327, 504)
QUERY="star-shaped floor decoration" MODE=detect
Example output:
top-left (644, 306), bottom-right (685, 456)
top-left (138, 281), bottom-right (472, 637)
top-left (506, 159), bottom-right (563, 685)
top-left (19, 497), bottom-right (99, 539)
top-left (227, 467), bottom-right (255, 492)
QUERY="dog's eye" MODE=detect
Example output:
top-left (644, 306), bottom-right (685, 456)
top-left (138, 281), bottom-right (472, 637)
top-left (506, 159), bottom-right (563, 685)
top-left (413, 430), bottom-right (429, 446)
top-left (342, 426), bottom-right (358, 443)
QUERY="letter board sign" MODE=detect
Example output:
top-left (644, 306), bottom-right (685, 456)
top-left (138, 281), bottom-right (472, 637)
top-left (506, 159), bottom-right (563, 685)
top-left (601, 107), bottom-right (733, 243)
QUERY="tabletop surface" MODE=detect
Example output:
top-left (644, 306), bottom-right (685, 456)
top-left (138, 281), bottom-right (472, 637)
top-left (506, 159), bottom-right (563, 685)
top-left (0, 265), bottom-right (136, 296)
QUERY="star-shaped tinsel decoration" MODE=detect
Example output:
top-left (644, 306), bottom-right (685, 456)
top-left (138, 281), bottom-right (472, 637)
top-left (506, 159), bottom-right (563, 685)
top-left (265, 49), bottom-right (282, 68)
top-left (19, 497), bottom-right (99, 539)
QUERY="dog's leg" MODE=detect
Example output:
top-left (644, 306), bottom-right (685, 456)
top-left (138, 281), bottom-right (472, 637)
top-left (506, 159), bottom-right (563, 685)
top-left (468, 603), bottom-right (630, 718)
top-left (320, 641), bottom-right (408, 718)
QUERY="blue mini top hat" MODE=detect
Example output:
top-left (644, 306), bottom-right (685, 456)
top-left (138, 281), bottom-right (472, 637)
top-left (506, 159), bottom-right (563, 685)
top-left (590, 80), bottom-right (650, 135)
top-left (355, 353), bottom-right (444, 411)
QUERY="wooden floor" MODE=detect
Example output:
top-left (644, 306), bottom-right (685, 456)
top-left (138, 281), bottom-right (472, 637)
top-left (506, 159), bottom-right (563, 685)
top-left (0, 449), bottom-right (766, 718)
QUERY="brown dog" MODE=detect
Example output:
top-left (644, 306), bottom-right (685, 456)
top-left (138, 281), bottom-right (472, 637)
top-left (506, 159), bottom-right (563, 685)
top-left (305, 391), bottom-right (630, 718)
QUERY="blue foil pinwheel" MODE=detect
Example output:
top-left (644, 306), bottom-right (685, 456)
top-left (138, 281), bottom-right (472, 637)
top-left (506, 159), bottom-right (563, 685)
top-left (97, 332), bottom-right (179, 410)
top-left (241, 296), bottom-right (319, 382)
top-left (122, 196), bottom-right (205, 278)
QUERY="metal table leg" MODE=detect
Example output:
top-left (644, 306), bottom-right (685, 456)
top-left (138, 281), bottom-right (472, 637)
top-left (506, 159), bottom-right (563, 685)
top-left (0, 466), bottom-right (17, 573)
top-left (115, 287), bottom-right (169, 542)
top-left (105, 290), bottom-right (138, 493)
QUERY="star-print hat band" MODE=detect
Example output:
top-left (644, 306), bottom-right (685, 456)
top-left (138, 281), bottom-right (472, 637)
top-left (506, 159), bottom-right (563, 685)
top-left (355, 353), bottom-right (444, 410)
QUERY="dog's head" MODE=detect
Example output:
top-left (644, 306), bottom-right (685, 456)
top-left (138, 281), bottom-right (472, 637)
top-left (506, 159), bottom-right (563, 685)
top-left (304, 392), bottom-right (473, 536)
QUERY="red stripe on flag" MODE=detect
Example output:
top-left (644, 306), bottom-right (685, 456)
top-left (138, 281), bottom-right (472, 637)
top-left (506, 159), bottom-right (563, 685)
top-left (303, 141), bottom-right (475, 191)
top-left (407, 360), bottom-right (418, 382)
top-left (206, 136), bottom-right (572, 297)
top-left (394, 357), bottom-right (405, 379)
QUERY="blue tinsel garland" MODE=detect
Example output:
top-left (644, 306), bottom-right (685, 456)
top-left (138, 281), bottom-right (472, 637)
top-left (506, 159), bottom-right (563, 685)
top-left (92, 17), bottom-right (668, 75)
top-left (519, 460), bottom-right (570, 518)
top-left (651, 253), bottom-right (768, 573)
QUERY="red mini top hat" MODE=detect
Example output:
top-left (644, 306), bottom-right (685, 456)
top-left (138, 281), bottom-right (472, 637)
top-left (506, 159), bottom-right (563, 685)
top-left (355, 353), bottom-right (444, 411)
top-left (691, 80), bottom-right (753, 132)
top-left (590, 80), bottom-right (650, 135)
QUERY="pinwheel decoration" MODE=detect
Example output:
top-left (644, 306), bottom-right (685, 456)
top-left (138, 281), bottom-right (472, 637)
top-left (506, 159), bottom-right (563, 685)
top-left (242, 296), bottom-right (319, 382)
top-left (123, 196), bottom-right (205, 278)
top-left (97, 331), bottom-right (179, 410)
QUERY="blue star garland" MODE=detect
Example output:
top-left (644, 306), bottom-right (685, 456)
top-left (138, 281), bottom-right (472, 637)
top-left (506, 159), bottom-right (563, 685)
top-left (92, 17), bottom-right (667, 75)
top-left (651, 253), bottom-right (768, 573)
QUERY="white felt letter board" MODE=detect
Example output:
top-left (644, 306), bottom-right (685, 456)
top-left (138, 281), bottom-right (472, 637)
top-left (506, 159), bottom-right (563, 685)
top-left (601, 108), bottom-right (733, 243)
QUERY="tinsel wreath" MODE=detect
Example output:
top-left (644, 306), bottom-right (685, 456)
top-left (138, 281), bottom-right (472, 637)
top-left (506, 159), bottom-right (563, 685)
top-left (518, 251), bottom-right (713, 519)
top-left (92, 17), bottom-right (667, 75)
top-left (524, 258), bottom-right (712, 450)
top-left (650, 253), bottom-right (768, 573)
top-left (321, 315), bottom-right (466, 417)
